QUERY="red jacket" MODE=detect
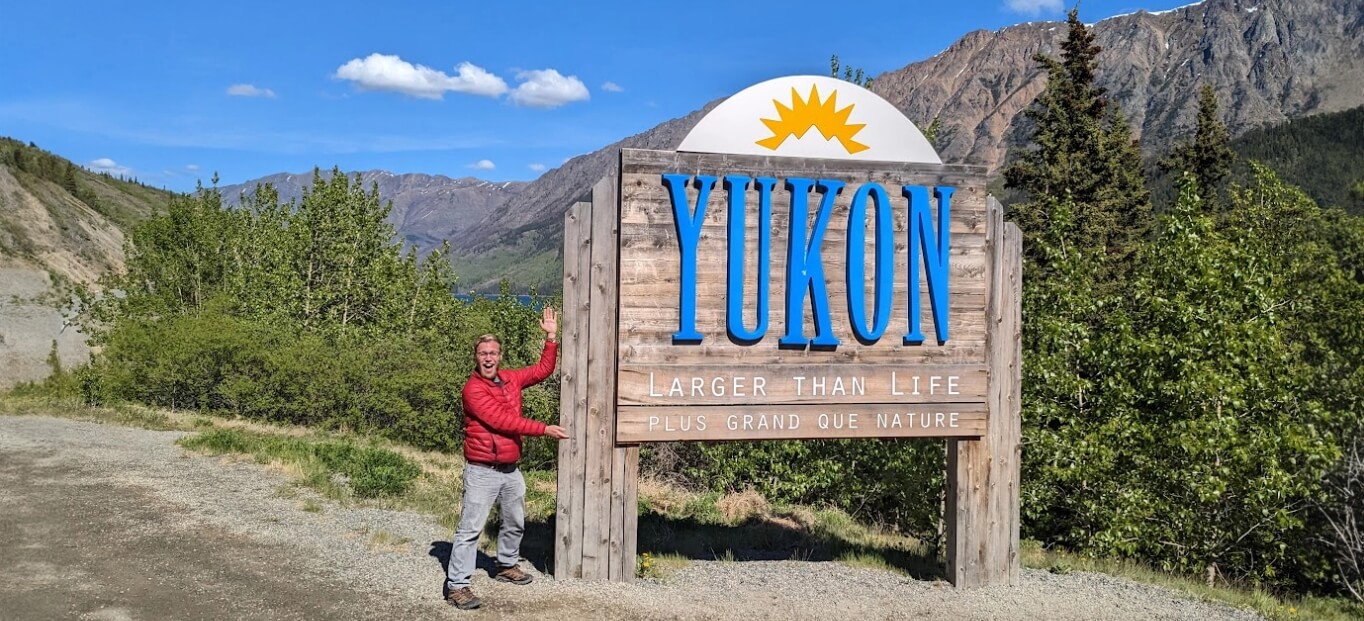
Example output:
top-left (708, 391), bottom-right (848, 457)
top-left (461, 341), bottom-right (557, 464)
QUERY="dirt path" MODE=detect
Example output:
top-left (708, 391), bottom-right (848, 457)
top-left (0, 414), bottom-right (1267, 621)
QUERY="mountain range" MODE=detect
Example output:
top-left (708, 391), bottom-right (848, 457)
top-left (5, 0), bottom-right (1363, 296)
top-left (213, 170), bottom-right (527, 258)
top-left (436, 0), bottom-right (1364, 291)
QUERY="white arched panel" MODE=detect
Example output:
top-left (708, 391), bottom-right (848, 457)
top-left (678, 75), bottom-right (940, 164)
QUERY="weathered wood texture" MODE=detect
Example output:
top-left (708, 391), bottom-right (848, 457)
top-left (618, 403), bottom-right (986, 443)
top-left (616, 148), bottom-right (992, 441)
top-left (554, 202), bottom-right (591, 580)
top-left (619, 364), bottom-right (986, 406)
top-left (946, 196), bottom-right (1022, 587)
top-left (554, 176), bottom-right (638, 583)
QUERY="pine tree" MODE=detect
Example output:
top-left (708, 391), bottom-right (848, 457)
top-left (1004, 8), bottom-right (1151, 261)
top-left (1161, 84), bottom-right (1234, 210)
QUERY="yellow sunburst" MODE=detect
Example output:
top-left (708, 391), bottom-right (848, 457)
top-left (756, 85), bottom-right (868, 154)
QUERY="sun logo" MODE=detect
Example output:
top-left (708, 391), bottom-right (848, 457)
top-left (756, 85), bottom-right (869, 155)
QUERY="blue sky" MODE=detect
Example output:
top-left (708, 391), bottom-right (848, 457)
top-left (0, 0), bottom-right (1198, 192)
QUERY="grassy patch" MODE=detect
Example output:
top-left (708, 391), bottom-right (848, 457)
top-left (178, 428), bottom-right (421, 499)
top-left (0, 395), bottom-right (188, 431)
top-left (368, 529), bottom-right (413, 552)
top-left (636, 551), bottom-right (689, 580)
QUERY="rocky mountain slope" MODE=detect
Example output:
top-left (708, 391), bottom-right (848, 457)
top-left (876, 0), bottom-right (1364, 171)
top-left (0, 138), bottom-right (175, 387)
top-left (444, 0), bottom-right (1364, 292)
top-left (216, 170), bottom-right (527, 257)
top-left (0, 138), bottom-right (172, 285)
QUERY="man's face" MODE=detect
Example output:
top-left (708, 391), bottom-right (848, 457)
top-left (475, 343), bottom-right (502, 379)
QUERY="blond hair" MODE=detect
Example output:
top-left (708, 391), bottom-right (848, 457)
top-left (473, 334), bottom-right (501, 354)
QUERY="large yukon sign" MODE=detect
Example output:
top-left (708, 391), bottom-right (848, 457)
top-left (554, 75), bottom-right (1021, 587)
top-left (614, 75), bottom-right (991, 443)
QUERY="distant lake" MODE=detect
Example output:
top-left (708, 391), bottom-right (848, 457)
top-left (454, 294), bottom-right (542, 307)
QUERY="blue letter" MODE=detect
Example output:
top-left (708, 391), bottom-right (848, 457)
top-left (904, 185), bottom-right (954, 344)
top-left (846, 183), bottom-right (894, 343)
top-left (725, 175), bottom-right (773, 344)
top-left (663, 173), bottom-right (715, 343)
top-left (781, 178), bottom-right (843, 348)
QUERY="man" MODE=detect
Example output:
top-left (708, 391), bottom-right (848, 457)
top-left (446, 306), bottom-right (568, 610)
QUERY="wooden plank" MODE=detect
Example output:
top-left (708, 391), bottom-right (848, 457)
top-left (616, 229), bottom-right (990, 256)
top-left (619, 182), bottom-right (989, 233)
top-left (554, 201), bottom-right (591, 579)
top-left (581, 173), bottom-right (621, 580)
top-left (617, 403), bottom-right (986, 443)
top-left (997, 218), bottom-right (1023, 585)
top-left (616, 299), bottom-right (989, 348)
top-left (619, 342), bottom-right (989, 366)
top-left (621, 446), bottom-right (639, 581)
top-left (619, 147), bottom-right (989, 180)
top-left (608, 445), bottom-right (625, 580)
top-left (617, 364), bottom-right (987, 406)
top-left (618, 251), bottom-right (991, 293)
top-left (607, 445), bottom-right (640, 581)
top-left (947, 195), bottom-right (1023, 587)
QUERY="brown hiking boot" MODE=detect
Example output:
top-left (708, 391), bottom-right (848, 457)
top-left (446, 586), bottom-right (481, 610)
top-left (495, 564), bottom-right (533, 585)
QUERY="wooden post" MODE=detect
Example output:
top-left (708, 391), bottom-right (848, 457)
top-left (555, 173), bottom-right (637, 582)
top-left (554, 201), bottom-right (592, 579)
top-left (946, 196), bottom-right (1022, 587)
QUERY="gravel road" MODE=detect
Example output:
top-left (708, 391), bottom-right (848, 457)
top-left (0, 415), bottom-right (1267, 621)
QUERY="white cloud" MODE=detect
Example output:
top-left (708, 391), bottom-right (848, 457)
top-left (334, 54), bottom-right (508, 100)
top-left (226, 83), bottom-right (276, 98)
top-left (87, 157), bottom-right (131, 176)
top-left (1005, 0), bottom-right (1063, 15)
top-left (528, 163), bottom-right (546, 172)
top-left (601, 81), bottom-right (624, 93)
top-left (185, 164), bottom-right (201, 172)
top-left (469, 159), bottom-right (496, 170)
top-left (509, 69), bottom-right (590, 108)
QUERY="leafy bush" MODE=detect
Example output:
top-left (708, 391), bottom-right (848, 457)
top-left (69, 170), bottom-right (555, 455)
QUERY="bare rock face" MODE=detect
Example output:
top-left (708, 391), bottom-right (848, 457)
top-left (874, 0), bottom-right (1364, 170)
top-left (444, 0), bottom-right (1364, 286)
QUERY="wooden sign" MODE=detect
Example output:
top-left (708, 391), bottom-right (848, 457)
top-left (614, 149), bottom-right (990, 442)
top-left (555, 75), bottom-right (1021, 588)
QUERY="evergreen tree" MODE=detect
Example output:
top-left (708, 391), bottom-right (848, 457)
top-left (1161, 84), bottom-right (1234, 209)
top-left (1004, 8), bottom-right (1151, 261)
top-left (61, 162), bottom-right (79, 195)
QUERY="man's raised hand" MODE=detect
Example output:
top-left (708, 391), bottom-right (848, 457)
top-left (541, 306), bottom-right (558, 340)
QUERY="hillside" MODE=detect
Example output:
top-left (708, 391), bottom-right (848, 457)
top-left (446, 0), bottom-right (1364, 293)
top-left (216, 170), bottom-right (527, 259)
top-left (0, 137), bottom-right (174, 284)
top-left (1230, 104), bottom-right (1364, 213)
top-left (0, 137), bottom-right (175, 388)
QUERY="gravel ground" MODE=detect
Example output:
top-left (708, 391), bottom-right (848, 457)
top-left (0, 415), bottom-right (1268, 621)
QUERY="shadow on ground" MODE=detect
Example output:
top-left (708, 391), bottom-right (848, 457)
top-left (432, 510), bottom-right (944, 583)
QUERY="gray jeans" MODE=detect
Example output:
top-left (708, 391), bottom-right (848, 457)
top-left (446, 463), bottom-right (526, 590)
